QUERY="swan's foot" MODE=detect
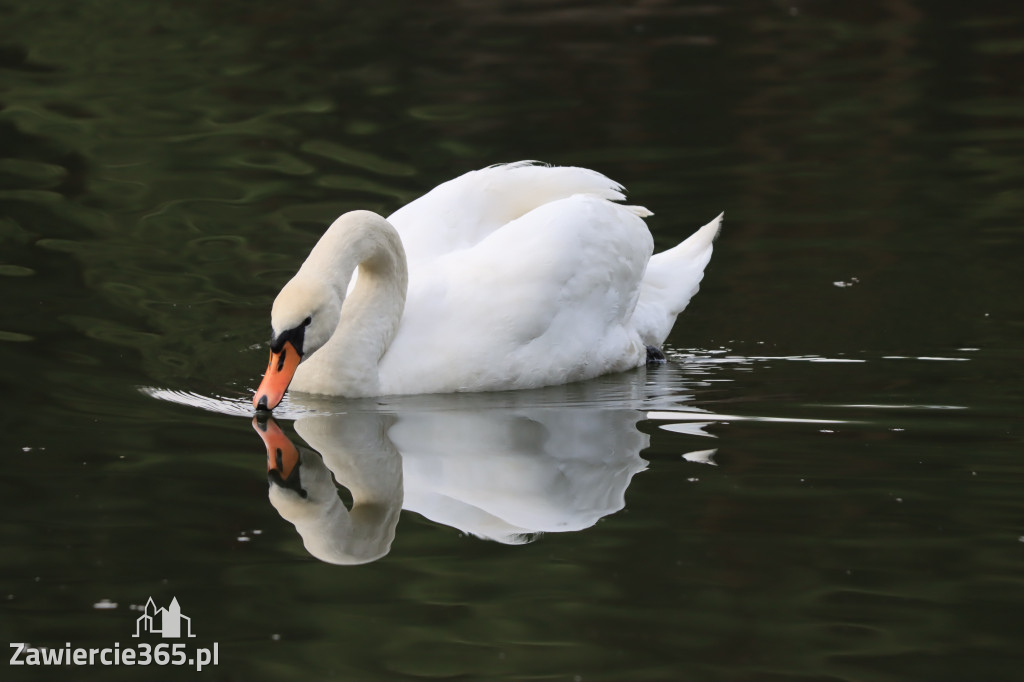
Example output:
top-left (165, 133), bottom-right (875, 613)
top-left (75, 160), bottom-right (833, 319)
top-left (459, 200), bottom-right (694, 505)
top-left (645, 345), bottom-right (667, 365)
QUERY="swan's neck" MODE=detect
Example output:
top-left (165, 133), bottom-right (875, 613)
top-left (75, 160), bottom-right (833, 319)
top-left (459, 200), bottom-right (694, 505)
top-left (293, 211), bottom-right (408, 397)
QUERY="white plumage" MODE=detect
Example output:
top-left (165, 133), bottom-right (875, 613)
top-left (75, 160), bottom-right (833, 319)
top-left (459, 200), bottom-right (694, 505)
top-left (256, 162), bottom-right (721, 404)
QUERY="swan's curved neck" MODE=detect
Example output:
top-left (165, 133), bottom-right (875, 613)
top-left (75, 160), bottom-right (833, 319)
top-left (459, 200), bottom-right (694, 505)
top-left (294, 211), bottom-right (409, 397)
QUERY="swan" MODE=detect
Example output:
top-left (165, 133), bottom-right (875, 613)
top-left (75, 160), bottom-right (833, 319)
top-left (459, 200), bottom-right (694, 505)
top-left (253, 161), bottom-right (721, 410)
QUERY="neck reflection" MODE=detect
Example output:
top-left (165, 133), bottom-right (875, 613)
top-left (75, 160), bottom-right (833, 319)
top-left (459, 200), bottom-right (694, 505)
top-left (254, 378), bottom-right (660, 565)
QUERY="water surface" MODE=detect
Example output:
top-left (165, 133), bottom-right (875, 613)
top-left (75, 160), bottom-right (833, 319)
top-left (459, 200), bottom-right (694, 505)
top-left (2, 1), bottom-right (1023, 680)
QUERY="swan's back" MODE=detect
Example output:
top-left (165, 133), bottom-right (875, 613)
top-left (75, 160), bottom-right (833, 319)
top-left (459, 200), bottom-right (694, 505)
top-left (388, 162), bottom-right (651, 266)
top-left (381, 189), bottom-right (656, 395)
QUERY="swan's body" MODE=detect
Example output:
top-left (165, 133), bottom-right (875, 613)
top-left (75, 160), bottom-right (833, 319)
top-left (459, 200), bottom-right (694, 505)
top-left (254, 162), bottom-right (720, 408)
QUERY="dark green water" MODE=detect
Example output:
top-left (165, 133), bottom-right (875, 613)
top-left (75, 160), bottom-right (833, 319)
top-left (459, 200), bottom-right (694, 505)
top-left (3, 1), bottom-right (1023, 680)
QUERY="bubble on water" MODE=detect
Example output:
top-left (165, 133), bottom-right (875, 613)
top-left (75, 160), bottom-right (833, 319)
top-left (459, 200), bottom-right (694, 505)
top-left (682, 449), bottom-right (717, 466)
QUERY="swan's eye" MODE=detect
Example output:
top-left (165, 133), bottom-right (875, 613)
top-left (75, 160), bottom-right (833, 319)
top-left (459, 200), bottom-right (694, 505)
top-left (270, 319), bottom-right (310, 356)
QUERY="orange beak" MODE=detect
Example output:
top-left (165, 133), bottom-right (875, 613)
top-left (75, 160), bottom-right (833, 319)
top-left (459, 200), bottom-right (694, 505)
top-left (253, 340), bottom-right (301, 411)
top-left (252, 416), bottom-right (300, 482)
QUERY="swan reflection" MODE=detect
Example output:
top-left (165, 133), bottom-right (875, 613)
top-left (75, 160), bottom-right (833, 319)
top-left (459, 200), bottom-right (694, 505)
top-left (254, 414), bottom-right (402, 565)
top-left (146, 369), bottom-right (719, 565)
top-left (254, 381), bottom-right (652, 564)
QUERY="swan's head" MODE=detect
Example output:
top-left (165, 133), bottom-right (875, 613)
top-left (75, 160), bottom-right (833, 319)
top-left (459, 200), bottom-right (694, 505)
top-left (253, 276), bottom-right (341, 411)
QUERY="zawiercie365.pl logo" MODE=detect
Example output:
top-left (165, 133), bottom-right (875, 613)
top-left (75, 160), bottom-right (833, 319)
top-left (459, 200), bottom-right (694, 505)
top-left (10, 597), bottom-right (219, 671)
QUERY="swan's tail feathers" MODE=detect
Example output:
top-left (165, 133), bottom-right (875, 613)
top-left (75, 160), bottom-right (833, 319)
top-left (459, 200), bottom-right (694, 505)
top-left (674, 211), bottom-right (723, 252)
top-left (633, 212), bottom-right (723, 346)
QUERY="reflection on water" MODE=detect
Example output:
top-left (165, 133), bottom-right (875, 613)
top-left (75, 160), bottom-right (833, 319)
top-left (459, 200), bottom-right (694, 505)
top-left (133, 347), bottom-right (1024, 681)
top-left (153, 370), bottom-right (711, 564)
top-left (255, 415), bottom-right (402, 565)
top-left (150, 345), bottom-right (997, 568)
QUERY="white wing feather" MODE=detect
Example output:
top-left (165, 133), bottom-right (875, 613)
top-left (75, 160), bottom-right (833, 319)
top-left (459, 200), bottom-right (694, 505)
top-left (388, 162), bottom-right (649, 266)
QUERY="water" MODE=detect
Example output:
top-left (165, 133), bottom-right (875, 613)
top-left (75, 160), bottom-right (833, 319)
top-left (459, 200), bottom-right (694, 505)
top-left (2, 1), bottom-right (1023, 680)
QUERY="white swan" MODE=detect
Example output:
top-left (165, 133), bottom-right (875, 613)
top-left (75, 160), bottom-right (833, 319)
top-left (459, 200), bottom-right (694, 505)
top-left (253, 162), bottom-right (721, 409)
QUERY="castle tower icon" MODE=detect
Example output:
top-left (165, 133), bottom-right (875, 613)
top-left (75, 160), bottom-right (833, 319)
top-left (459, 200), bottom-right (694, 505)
top-left (133, 597), bottom-right (195, 638)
